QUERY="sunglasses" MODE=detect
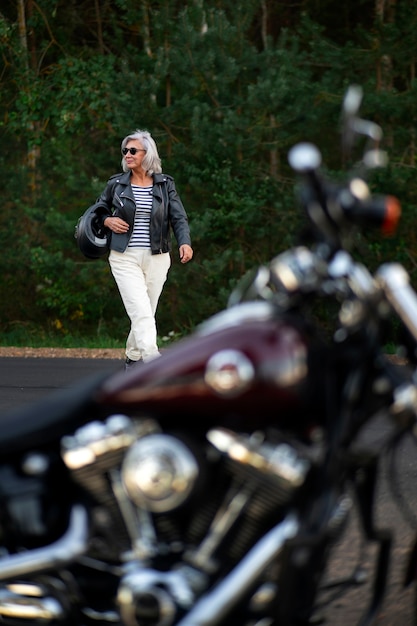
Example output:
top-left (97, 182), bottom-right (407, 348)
top-left (122, 147), bottom-right (146, 155)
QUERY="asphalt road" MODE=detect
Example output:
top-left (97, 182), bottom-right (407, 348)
top-left (321, 414), bottom-right (417, 625)
top-left (0, 356), bottom-right (123, 411)
top-left (0, 356), bottom-right (416, 624)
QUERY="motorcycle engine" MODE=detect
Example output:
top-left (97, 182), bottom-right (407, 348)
top-left (59, 413), bottom-right (311, 625)
top-left (0, 413), bottom-right (313, 626)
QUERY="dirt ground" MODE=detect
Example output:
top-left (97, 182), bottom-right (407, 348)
top-left (0, 347), bottom-right (407, 367)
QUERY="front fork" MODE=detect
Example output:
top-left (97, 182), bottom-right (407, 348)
top-left (275, 452), bottom-right (391, 625)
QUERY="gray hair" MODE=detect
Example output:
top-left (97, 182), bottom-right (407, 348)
top-left (121, 129), bottom-right (162, 175)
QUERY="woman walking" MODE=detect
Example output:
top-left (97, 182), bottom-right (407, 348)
top-left (91, 129), bottom-right (193, 370)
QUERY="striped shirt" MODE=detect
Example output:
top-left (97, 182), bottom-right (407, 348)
top-left (128, 185), bottom-right (153, 248)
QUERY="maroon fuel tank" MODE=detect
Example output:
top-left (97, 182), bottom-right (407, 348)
top-left (97, 302), bottom-right (324, 432)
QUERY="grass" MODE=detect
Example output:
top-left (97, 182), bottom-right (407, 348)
top-left (0, 325), bottom-right (184, 350)
top-left (0, 329), bottom-right (124, 350)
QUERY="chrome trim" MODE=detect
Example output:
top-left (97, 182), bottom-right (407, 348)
top-left (121, 435), bottom-right (199, 513)
top-left (197, 301), bottom-right (275, 335)
top-left (204, 350), bottom-right (255, 397)
top-left (0, 505), bottom-right (88, 580)
top-left (177, 514), bottom-right (299, 625)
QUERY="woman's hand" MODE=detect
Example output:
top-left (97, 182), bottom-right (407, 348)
top-left (179, 244), bottom-right (193, 264)
top-left (104, 216), bottom-right (129, 233)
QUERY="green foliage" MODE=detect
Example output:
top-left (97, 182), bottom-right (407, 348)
top-left (1, 0), bottom-right (417, 347)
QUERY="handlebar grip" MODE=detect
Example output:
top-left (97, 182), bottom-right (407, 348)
top-left (376, 263), bottom-right (417, 343)
top-left (341, 193), bottom-right (401, 235)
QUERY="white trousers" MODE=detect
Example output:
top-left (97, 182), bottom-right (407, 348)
top-left (109, 248), bottom-right (171, 362)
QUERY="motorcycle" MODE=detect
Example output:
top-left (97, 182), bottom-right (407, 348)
top-left (1, 86), bottom-right (417, 625)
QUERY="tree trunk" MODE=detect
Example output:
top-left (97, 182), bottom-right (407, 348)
top-left (375, 0), bottom-right (395, 92)
top-left (17, 0), bottom-right (41, 198)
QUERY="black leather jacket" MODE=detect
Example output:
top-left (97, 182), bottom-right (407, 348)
top-left (93, 171), bottom-right (191, 254)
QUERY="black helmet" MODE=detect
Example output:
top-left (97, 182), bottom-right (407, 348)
top-left (75, 205), bottom-right (109, 259)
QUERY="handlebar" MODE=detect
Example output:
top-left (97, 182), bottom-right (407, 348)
top-left (288, 86), bottom-right (401, 246)
top-left (336, 187), bottom-right (401, 235)
top-left (288, 142), bottom-right (401, 242)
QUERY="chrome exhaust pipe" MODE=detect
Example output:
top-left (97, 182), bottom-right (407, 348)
top-left (0, 582), bottom-right (65, 622)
